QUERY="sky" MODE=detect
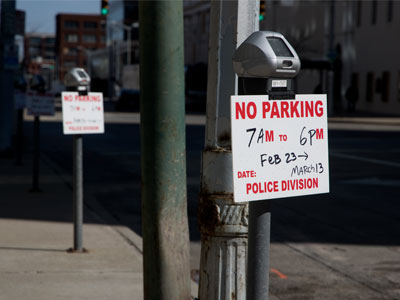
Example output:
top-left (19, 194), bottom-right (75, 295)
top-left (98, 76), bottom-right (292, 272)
top-left (16, 0), bottom-right (100, 34)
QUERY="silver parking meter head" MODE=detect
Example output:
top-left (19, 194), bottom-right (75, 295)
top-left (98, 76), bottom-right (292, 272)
top-left (64, 68), bottom-right (91, 95)
top-left (233, 31), bottom-right (301, 98)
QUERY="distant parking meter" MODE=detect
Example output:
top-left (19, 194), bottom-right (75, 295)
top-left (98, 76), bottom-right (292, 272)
top-left (62, 67), bottom-right (103, 252)
top-left (64, 68), bottom-right (91, 95)
top-left (233, 31), bottom-right (300, 98)
top-left (63, 67), bottom-right (91, 252)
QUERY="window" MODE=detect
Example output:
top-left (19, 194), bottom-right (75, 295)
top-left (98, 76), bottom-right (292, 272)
top-left (371, 0), bottom-right (377, 24)
top-left (29, 37), bottom-right (41, 46)
top-left (366, 72), bottom-right (375, 102)
top-left (65, 34), bottom-right (78, 43)
top-left (64, 20), bottom-right (79, 29)
top-left (382, 71), bottom-right (390, 102)
top-left (66, 48), bottom-right (79, 56)
top-left (63, 60), bottom-right (76, 68)
top-left (45, 37), bottom-right (55, 45)
top-left (357, 0), bottom-right (362, 27)
top-left (82, 34), bottom-right (96, 43)
top-left (84, 21), bottom-right (98, 29)
top-left (28, 46), bottom-right (40, 56)
top-left (387, 0), bottom-right (393, 23)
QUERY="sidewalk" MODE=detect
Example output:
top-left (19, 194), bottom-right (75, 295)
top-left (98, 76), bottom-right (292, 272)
top-left (0, 155), bottom-right (145, 300)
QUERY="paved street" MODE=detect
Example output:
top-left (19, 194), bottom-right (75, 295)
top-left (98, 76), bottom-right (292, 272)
top-left (19, 110), bottom-right (400, 299)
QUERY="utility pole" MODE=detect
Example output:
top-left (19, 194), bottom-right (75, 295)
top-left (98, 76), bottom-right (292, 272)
top-left (198, 1), bottom-right (259, 299)
top-left (0, 0), bottom-right (17, 155)
top-left (139, 1), bottom-right (191, 299)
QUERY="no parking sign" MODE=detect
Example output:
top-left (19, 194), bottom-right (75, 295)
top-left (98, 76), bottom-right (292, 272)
top-left (231, 94), bottom-right (330, 202)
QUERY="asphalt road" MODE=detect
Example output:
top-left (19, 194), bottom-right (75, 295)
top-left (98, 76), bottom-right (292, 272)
top-left (22, 112), bottom-right (400, 299)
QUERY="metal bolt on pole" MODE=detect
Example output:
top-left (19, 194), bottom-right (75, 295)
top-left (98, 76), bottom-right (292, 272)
top-left (72, 134), bottom-right (84, 252)
top-left (198, 1), bottom-right (259, 299)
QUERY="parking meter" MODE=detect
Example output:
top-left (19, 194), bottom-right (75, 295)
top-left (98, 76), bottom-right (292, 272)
top-left (233, 31), bottom-right (300, 99)
top-left (232, 31), bottom-right (301, 300)
top-left (64, 68), bottom-right (90, 95)
top-left (63, 67), bottom-right (91, 252)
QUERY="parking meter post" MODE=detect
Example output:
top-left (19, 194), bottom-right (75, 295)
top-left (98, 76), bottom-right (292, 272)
top-left (198, 1), bottom-right (259, 299)
top-left (30, 115), bottom-right (41, 192)
top-left (139, 1), bottom-right (191, 299)
top-left (15, 109), bottom-right (24, 165)
top-left (248, 197), bottom-right (271, 299)
top-left (237, 77), bottom-right (272, 300)
top-left (73, 134), bottom-right (83, 251)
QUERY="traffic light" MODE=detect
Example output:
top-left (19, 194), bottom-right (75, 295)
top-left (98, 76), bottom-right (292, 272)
top-left (101, 0), bottom-right (109, 15)
top-left (259, 0), bottom-right (266, 21)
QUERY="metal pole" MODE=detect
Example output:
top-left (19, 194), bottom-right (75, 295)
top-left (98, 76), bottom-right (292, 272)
top-left (15, 109), bottom-right (23, 165)
top-left (30, 116), bottom-right (41, 192)
top-left (72, 134), bottom-right (83, 252)
top-left (139, 1), bottom-right (190, 299)
top-left (108, 43), bottom-right (114, 101)
top-left (198, 1), bottom-right (259, 299)
top-left (107, 25), bottom-right (114, 102)
top-left (0, 0), bottom-right (16, 154)
top-left (247, 201), bottom-right (271, 300)
top-left (127, 28), bottom-right (131, 65)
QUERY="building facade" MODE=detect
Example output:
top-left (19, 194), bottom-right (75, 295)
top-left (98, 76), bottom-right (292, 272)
top-left (183, 0), bottom-right (210, 66)
top-left (107, 0), bottom-right (138, 42)
top-left (183, 0), bottom-right (400, 115)
top-left (56, 13), bottom-right (106, 80)
top-left (261, 0), bottom-right (400, 115)
top-left (24, 34), bottom-right (56, 75)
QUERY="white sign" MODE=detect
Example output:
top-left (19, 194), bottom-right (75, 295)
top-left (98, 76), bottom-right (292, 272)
top-left (62, 92), bottom-right (104, 135)
top-left (231, 94), bottom-right (329, 203)
top-left (27, 92), bottom-right (55, 116)
top-left (15, 90), bottom-right (27, 109)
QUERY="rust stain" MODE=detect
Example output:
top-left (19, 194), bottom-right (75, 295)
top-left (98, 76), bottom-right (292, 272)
top-left (198, 195), bottom-right (221, 235)
top-left (219, 131), bottom-right (231, 143)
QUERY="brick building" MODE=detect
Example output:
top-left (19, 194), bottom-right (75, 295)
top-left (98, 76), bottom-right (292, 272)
top-left (24, 33), bottom-right (56, 74)
top-left (56, 14), bottom-right (106, 80)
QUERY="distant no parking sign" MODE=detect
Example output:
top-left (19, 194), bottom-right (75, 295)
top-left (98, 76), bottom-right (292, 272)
top-left (231, 94), bottom-right (330, 203)
top-left (62, 92), bottom-right (104, 135)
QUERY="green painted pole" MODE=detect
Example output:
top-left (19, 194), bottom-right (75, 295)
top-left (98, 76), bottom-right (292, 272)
top-left (139, 1), bottom-right (191, 299)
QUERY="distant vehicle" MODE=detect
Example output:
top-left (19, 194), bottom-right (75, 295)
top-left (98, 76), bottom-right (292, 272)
top-left (115, 89), bottom-right (140, 111)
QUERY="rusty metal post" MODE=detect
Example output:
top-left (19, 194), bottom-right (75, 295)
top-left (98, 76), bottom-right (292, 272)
top-left (139, 1), bottom-right (191, 299)
top-left (198, 1), bottom-right (259, 299)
